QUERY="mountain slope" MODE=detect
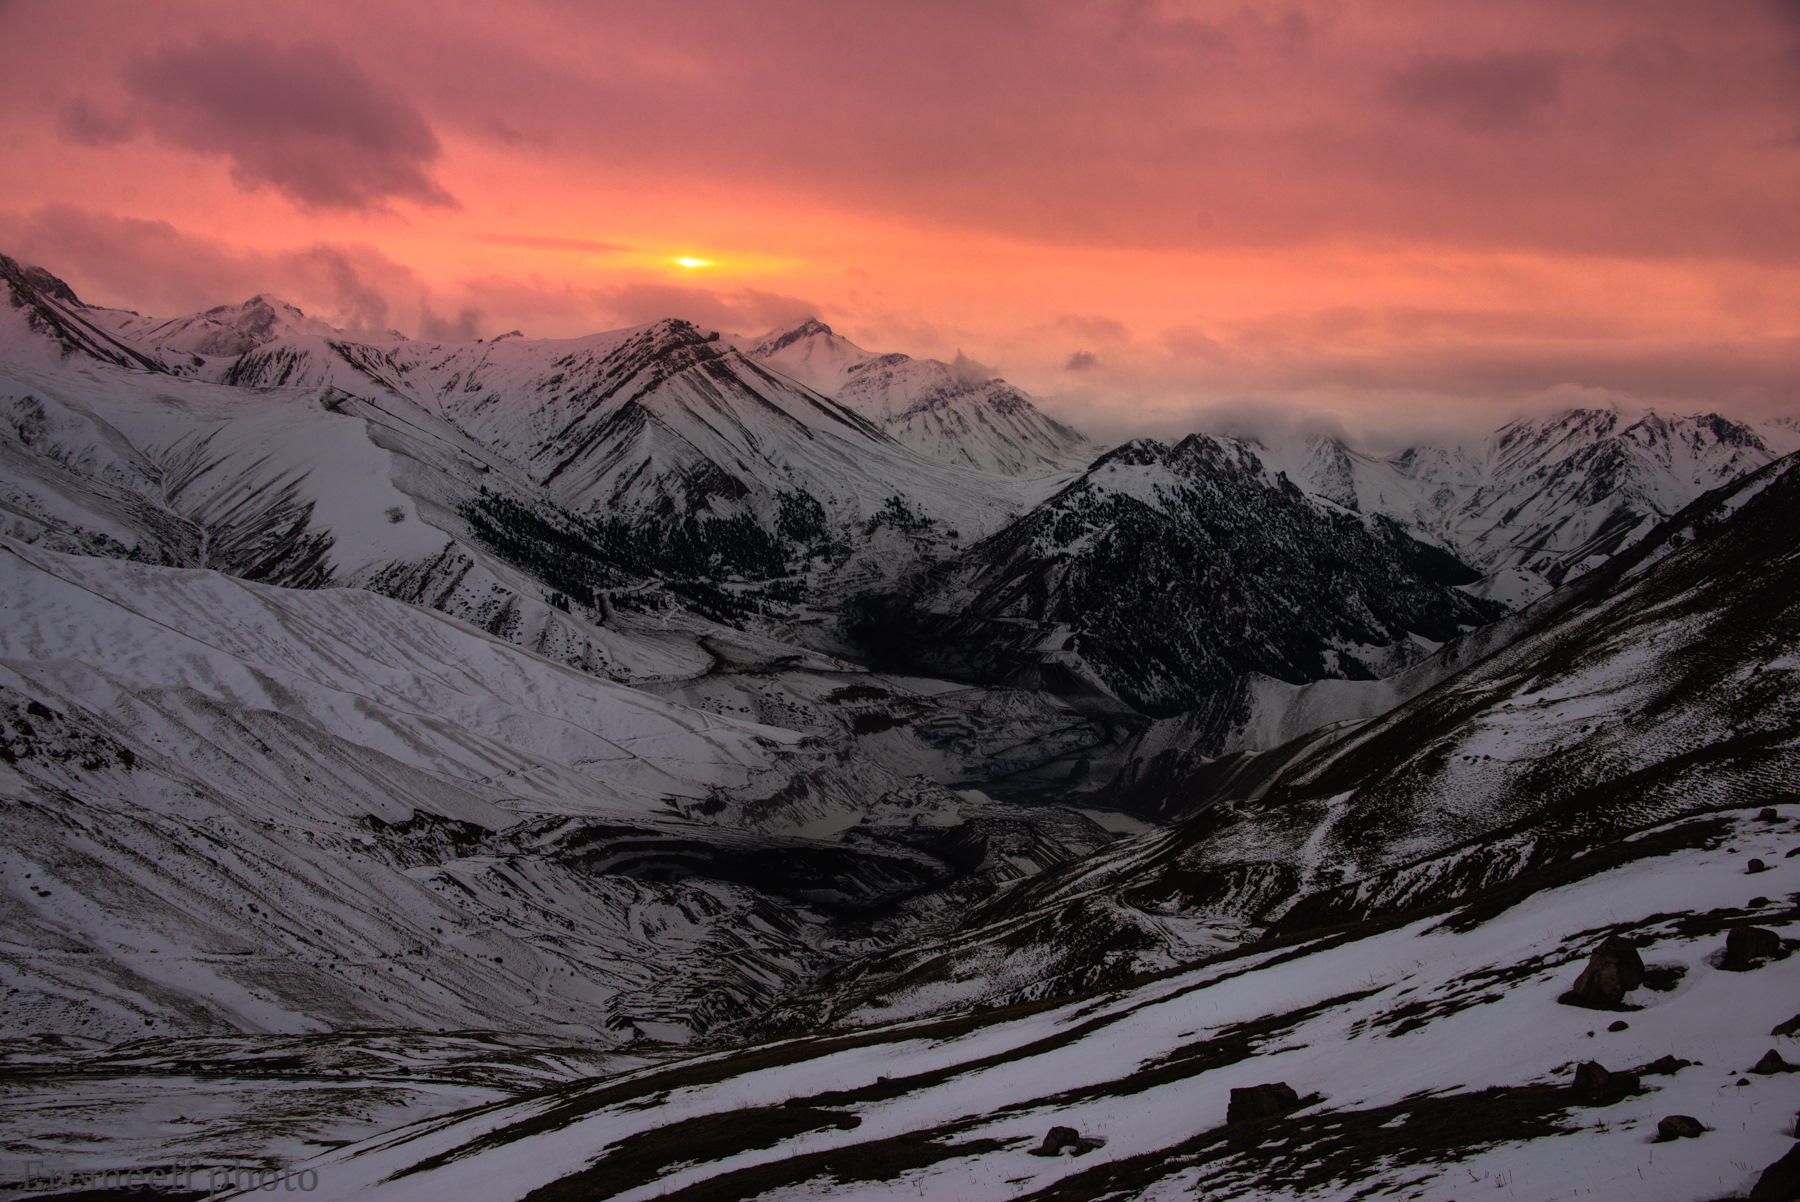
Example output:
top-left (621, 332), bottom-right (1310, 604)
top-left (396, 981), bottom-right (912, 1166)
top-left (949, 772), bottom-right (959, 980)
top-left (861, 434), bottom-right (1498, 718)
top-left (276, 801), bottom-right (1800, 1202)
top-left (1255, 410), bottom-right (1792, 604)
top-left (0, 538), bottom-right (1121, 1047)
top-left (806, 450), bottom-right (1800, 1023)
top-left (750, 319), bottom-right (1095, 478)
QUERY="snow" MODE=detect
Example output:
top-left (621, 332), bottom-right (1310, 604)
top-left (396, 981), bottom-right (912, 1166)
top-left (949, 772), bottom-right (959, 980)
top-left (288, 807), bottom-right (1800, 1201)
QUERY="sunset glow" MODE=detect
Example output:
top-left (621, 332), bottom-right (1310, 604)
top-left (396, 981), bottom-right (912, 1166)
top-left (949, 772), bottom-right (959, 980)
top-left (2, 0), bottom-right (1796, 440)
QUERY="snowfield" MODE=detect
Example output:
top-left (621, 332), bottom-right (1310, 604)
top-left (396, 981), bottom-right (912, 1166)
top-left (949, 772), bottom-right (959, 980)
top-left (259, 807), bottom-right (1800, 1201)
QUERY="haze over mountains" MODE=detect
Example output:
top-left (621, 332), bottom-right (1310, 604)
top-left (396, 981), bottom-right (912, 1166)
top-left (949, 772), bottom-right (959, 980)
top-left (4, 253), bottom-right (1798, 1199)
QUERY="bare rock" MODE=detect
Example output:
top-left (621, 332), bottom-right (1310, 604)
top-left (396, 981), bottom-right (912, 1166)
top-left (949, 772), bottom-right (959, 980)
top-left (1570, 1061), bottom-right (1639, 1102)
top-left (1227, 1082), bottom-right (1302, 1124)
top-left (1724, 926), bottom-right (1783, 971)
top-left (1654, 1114), bottom-right (1705, 1141)
top-left (1570, 935), bottom-right (1646, 1006)
top-left (1751, 1143), bottom-right (1800, 1200)
top-left (1754, 1049), bottom-right (1797, 1075)
top-left (1030, 1126), bottom-right (1104, 1157)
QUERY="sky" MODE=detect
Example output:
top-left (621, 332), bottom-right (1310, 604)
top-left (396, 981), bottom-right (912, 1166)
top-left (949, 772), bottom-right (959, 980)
top-left (2, 0), bottom-right (1797, 444)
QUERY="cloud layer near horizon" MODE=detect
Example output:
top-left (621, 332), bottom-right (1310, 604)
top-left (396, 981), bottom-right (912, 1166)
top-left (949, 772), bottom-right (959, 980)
top-left (2, 0), bottom-right (1797, 437)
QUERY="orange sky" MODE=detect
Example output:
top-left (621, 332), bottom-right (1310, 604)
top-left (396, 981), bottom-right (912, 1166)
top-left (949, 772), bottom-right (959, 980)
top-left (3, 0), bottom-right (1797, 442)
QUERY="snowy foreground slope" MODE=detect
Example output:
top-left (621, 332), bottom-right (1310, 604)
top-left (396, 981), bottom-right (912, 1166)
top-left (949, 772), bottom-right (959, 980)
top-left (252, 806), bottom-right (1800, 1201)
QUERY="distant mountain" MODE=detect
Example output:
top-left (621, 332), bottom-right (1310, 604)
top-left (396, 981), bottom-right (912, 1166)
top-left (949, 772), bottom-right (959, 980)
top-left (1253, 410), bottom-right (1795, 605)
top-left (749, 318), bottom-right (1095, 478)
top-left (860, 434), bottom-right (1499, 718)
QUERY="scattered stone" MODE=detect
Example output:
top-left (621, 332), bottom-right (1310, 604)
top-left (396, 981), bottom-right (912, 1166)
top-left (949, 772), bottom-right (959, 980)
top-left (1227, 1082), bottom-right (1302, 1124)
top-left (1568, 935), bottom-right (1646, 1007)
top-left (1655, 1114), bottom-right (1705, 1141)
top-left (1724, 926), bottom-right (1784, 971)
top-left (1570, 1061), bottom-right (1640, 1103)
top-left (1030, 1126), bottom-right (1105, 1157)
top-left (1762, 808), bottom-right (1782, 822)
top-left (1641, 1055), bottom-right (1693, 1076)
top-left (1750, 858), bottom-right (1771, 874)
top-left (1773, 1015), bottom-right (1800, 1038)
top-left (1608, 1020), bottom-right (1629, 1032)
top-left (1754, 1049), bottom-right (1796, 1075)
top-left (1751, 1142), bottom-right (1800, 1200)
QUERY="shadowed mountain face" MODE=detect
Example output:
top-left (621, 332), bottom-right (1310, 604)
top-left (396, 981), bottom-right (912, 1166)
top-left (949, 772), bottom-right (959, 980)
top-left (856, 435), bottom-right (1500, 717)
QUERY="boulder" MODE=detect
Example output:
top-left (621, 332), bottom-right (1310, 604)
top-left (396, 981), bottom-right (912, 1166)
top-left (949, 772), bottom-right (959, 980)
top-left (1227, 1082), bottom-right (1302, 1123)
top-left (1750, 858), bottom-right (1770, 874)
top-left (1570, 1061), bottom-right (1639, 1102)
top-left (1761, 808), bottom-right (1781, 822)
top-left (1754, 1049), bottom-right (1796, 1075)
top-left (1030, 1126), bottom-right (1104, 1157)
top-left (1641, 1055), bottom-right (1692, 1076)
top-left (1773, 1014), bottom-right (1800, 1038)
top-left (1751, 1143), bottom-right (1800, 1200)
top-left (1607, 1020), bottom-right (1629, 1032)
top-left (1654, 1115), bottom-right (1705, 1141)
top-left (1570, 936), bottom-right (1646, 1006)
top-left (1724, 926), bottom-right (1783, 971)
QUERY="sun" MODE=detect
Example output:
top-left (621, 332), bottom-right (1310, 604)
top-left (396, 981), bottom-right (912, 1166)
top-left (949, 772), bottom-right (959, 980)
top-left (677, 257), bottom-right (709, 268)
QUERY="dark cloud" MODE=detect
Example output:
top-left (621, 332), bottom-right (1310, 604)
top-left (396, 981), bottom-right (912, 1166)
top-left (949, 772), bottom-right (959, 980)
top-left (1384, 51), bottom-right (1562, 133)
top-left (55, 97), bottom-right (137, 147)
top-left (122, 34), bottom-right (454, 212)
top-left (1064, 350), bottom-right (1099, 371)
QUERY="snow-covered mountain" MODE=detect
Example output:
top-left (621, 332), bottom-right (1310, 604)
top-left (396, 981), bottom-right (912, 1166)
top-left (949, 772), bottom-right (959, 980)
top-left (7, 248), bottom-right (1800, 1199)
top-left (1254, 410), bottom-right (1796, 606)
top-left (749, 318), bottom-right (1095, 477)
top-left (862, 434), bottom-right (1499, 717)
top-left (249, 450), bottom-right (1800, 1202)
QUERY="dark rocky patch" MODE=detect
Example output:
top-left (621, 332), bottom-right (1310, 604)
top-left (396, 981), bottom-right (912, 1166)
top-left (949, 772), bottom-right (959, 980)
top-left (1752, 1142), bottom-right (1800, 1201)
top-left (1724, 925), bottom-right (1784, 971)
top-left (1030, 1126), bottom-right (1104, 1157)
top-left (1753, 1050), bottom-right (1797, 1075)
top-left (1654, 1114), bottom-right (1704, 1141)
top-left (1570, 935), bottom-right (1645, 1007)
top-left (1569, 1061), bottom-right (1640, 1103)
top-left (1228, 1081), bottom-right (1302, 1123)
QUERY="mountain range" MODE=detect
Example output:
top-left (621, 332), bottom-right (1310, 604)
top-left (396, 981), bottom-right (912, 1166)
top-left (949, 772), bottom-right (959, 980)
top-left (3, 251), bottom-right (1798, 1199)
